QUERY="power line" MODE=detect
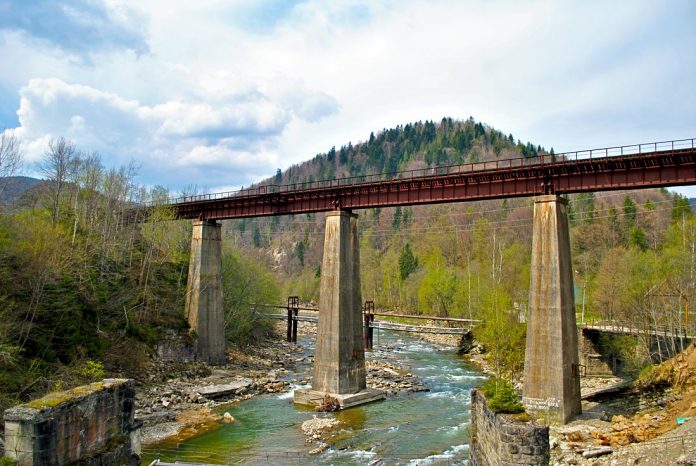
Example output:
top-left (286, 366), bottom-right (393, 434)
top-left (236, 201), bottom-right (680, 238)
top-left (223, 188), bottom-right (675, 227)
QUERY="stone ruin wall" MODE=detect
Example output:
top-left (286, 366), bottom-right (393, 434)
top-left (470, 388), bottom-right (549, 466)
top-left (3, 378), bottom-right (140, 466)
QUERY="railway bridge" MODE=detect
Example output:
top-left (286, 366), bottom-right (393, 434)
top-left (171, 138), bottom-right (696, 424)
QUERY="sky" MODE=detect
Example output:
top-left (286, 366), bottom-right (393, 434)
top-left (0, 0), bottom-right (695, 195)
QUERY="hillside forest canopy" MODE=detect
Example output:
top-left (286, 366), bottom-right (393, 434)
top-left (0, 117), bottom-right (693, 412)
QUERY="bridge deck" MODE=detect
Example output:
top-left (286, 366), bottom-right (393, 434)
top-left (581, 323), bottom-right (695, 339)
top-left (166, 139), bottom-right (696, 220)
top-left (260, 313), bottom-right (468, 335)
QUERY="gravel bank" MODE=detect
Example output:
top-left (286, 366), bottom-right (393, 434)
top-left (138, 320), bottom-right (430, 446)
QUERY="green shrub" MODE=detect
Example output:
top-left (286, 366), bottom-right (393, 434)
top-left (77, 359), bottom-right (105, 381)
top-left (598, 333), bottom-right (646, 376)
top-left (221, 249), bottom-right (279, 346)
top-left (637, 364), bottom-right (654, 383)
top-left (1, 456), bottom-right (18, 466)
top-left (482, 377), bottom-right (525, 414)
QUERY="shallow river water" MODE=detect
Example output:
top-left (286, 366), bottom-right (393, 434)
top-left (141, 331), bottom-right (486, 465)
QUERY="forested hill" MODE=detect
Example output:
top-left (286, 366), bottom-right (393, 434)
top-left (267, 117), bottom-right (550, 186)
top-left (230, 117), bottom-right (692, 380)
top-left (0, 176), bottom-right (43, 205)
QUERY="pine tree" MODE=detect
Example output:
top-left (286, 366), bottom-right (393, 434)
top-left (398, 243), bottom-right (419, 280)
top-left (392, 206), bottom-right (402, 230)
top-left (623, 196), bottom-right (637, 224)
top-left (294, 241), bottom-right (306, 266)
top-left (671, 195), bottom-right (692, 222)
top-left (253, 225), bottom-right (261, 248)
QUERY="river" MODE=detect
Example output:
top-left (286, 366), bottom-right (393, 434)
top-left (141, 331), bottom-right (486, 465)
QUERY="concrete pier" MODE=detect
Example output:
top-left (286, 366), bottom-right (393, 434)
top-left (185, 219), bottom-right (226, 365)
top-left (523, 195), bottom-right (581, 424)
top-left (294, 211), bottom-right (384, 408)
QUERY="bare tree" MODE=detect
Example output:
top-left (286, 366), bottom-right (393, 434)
top-left (39, 137), bottom-right (80, 226)
top-left (0, 130), bottom-right (24, 199)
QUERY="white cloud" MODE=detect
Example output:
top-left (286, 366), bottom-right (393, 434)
top-left (12, 77), bottom-right (335, 187)
top-left (0, 0), bottom-right (694, 192)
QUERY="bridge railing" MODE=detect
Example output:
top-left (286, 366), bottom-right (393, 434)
top-left (251, 300), bottom-right (476, 348)
top-left (579, 319), bottom-right (695, 338)
top-left (157, 137), bottom-right (696, 207)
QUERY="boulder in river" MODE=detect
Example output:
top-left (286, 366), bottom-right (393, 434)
top-left (195, 377), bottom-right (253, 400)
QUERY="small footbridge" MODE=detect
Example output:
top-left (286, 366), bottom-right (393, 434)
top-left (254, 297), bottom-right (478, 348)
top-left (578, 319), bottom-right (695, 371)
top-left (579, 320), bottom-right (695, 340)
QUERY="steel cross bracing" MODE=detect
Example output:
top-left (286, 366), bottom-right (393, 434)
top-left (171, 139), bottom-right (696, 220)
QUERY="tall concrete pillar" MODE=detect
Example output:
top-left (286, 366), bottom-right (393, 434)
top-left (185, 219), bottom-right (226, 365)
top-left (523, 195), bottom-right (581, 424)
top-left (350, 214), bottom-right (365, 378)
top-left (295, 211), bottom-right (384, 408)
top-left (313, 210), bottom-right (365, 393)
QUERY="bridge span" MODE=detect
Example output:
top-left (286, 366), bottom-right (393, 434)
top-left (176, 138), bottom-right (696, 424)
top-left (170, 138), bottom-right (696, 220)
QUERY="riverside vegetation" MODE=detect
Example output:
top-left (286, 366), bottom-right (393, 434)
top-left (0, 117), bottom-right (694, 426)
top-left (0, 134), bottom-right (279, 415)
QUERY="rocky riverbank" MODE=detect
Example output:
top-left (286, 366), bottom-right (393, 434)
top-left (137, 334), bottom-right (302, 444)
top-left (137, 320), bottom-right (430, 446)
top-left (548, 341), bottom-right (696, 465)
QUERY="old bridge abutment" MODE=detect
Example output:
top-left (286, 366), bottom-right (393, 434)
top-left (579, 327), bottom-right (694, 377)
top-left (470, 389), bottom-right (550, 466)
top-left (2, 379), bottom-right (140, 465)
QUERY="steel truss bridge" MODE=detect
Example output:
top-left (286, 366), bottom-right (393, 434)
top-left (166, 138), bottom-right (696, 220)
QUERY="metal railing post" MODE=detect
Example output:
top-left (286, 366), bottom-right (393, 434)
top-left (364, 300), bottom-right (375, 350)
top-left (287, 296), bottom-right (300, 342)
top-left (291, 296), bottom-right (299, 343)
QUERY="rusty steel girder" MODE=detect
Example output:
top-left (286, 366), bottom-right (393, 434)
top-left (172, 147), bottom-right (696, 220)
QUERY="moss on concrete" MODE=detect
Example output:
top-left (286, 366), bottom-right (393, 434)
top-left (24, 381), bottom-right (106, 410)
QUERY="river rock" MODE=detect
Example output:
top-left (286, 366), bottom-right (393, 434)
top-left (223, 412), bottom-right (235, 423)
top-left (195, 377), bottom-right (253, 399)
top-left (301, 415), bottom-right (340, 438)
top-left (457, 331), bottom-right (475, 355)
top-left (308, 443), bottom-right (329, 455)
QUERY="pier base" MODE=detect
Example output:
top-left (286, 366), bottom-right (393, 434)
top-left (293, 388), bottom-right (386, 409)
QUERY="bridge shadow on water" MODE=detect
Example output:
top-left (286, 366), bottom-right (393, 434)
top-left (141, 330), bottom-right (486, 465)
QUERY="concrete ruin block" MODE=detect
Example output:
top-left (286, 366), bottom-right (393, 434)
top-left (3, 379), bottom-right (140, 466)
